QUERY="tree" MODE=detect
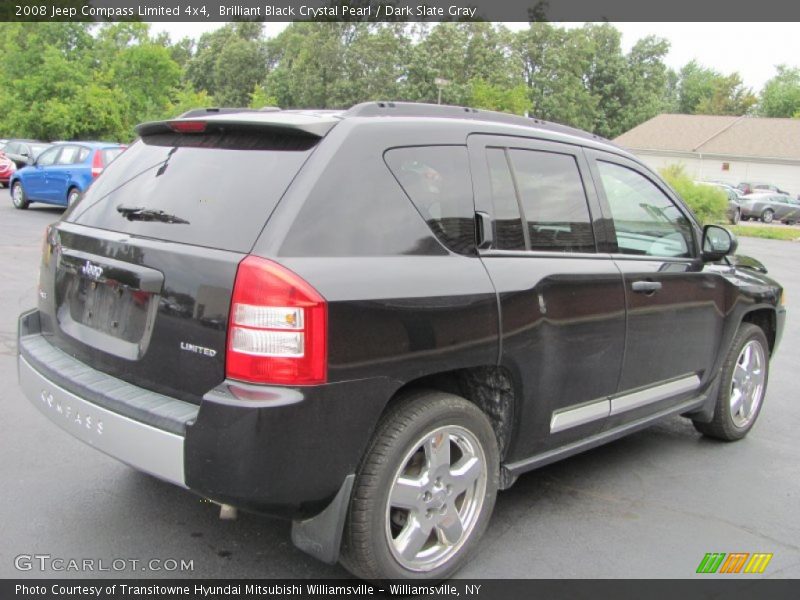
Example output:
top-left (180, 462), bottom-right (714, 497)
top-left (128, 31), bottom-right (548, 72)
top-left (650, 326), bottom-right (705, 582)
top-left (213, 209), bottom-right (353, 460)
top-left (676, 60), bottom-right (755, 116)
top-left (759, 66), bottom-right (800, 118)
top-left (186, 23), bottom-right (267, 106)
top-left (469, 80), bottom-right (531, 115)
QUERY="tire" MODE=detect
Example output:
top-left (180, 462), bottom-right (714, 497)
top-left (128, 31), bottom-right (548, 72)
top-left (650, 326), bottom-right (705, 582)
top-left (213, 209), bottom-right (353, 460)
top-left (11, 181), bottom-right (29, 209)
top-left (693, 323), bottom-right (769, 441)
top-left (67, 187), bottom-right (81, 207)
top-left (761, 209), bottom-right (774, 224)
top-left (340, 390), bottom-right (499, 581)
top-left (730, 209), bottom-right (741, 225)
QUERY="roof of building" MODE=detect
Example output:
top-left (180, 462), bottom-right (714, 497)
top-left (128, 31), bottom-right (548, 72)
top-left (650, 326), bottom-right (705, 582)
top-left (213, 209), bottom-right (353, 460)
top-left (614, 114), bottom-right (800, 161)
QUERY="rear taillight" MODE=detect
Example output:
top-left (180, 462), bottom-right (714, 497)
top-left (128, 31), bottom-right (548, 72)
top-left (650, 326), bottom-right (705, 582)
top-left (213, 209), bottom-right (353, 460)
top-left (226, 256), bottom-right (327, 385)
top-left (91, 151), bottom-right (103, 177)
top-left (169, 120), bottom-right (207, 133)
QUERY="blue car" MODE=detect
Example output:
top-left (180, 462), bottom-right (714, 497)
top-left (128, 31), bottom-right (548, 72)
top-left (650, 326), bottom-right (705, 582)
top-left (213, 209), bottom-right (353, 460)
top-left (10, 142), bottom-right (124, 210)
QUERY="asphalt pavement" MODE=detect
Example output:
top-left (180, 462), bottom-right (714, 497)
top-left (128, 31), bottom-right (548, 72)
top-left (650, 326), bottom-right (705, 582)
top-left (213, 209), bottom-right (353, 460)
top-left (0, 191), bottom-right (797, 579)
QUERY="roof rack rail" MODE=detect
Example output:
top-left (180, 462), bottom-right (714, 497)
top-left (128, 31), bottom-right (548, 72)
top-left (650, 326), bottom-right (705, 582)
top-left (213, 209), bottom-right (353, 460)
top-left (344, 101), bottom-right (608, 143)
top-left (178, 106), bottom-right (281, 118)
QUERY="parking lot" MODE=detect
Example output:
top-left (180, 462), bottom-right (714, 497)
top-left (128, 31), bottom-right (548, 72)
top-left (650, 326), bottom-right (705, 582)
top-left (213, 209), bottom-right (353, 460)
top-left (0, 191), bottom-right (798, 579)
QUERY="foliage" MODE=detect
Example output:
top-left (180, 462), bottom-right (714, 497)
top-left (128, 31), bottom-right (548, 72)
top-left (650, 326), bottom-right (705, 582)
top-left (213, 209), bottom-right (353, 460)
top-left (0, 21), bottom-right (798, 144)
top-left (659, 165), bottom-right (728, 224)
top-left (759, 66), bottom-right (800, 118)
top-left (676, 60), bottom-right (756, 116)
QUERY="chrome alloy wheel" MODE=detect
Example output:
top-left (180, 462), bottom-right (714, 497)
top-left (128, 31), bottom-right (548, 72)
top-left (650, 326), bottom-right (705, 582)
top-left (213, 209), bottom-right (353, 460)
top-left (729, 340), bottom-right (766, 428)
top-left (385, 425), bottom-right (487, 572)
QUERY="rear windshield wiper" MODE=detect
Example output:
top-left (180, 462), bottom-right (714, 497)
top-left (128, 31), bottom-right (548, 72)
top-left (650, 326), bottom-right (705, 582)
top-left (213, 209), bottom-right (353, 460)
top-left (116, 206), bottom-right (190, 224)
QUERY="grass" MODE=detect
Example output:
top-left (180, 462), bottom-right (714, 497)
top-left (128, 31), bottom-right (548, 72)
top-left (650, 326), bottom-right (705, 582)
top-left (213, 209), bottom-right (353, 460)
top-left (730, 225), bottom-right (800, 241)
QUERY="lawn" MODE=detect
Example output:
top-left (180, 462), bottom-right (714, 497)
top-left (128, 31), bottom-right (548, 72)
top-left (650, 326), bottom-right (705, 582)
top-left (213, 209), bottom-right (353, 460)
top-left (730, 225), bottom-right (800, 241)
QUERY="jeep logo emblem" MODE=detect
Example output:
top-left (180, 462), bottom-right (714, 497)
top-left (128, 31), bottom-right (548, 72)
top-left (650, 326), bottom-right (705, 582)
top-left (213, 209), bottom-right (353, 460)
top-left (80, 260), bottom-right (104, 280)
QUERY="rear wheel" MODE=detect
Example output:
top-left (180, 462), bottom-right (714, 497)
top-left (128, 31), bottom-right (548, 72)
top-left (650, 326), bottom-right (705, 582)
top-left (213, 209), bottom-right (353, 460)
top-left (11, 181), bottom-right (29, 209)
top-left (761, 209), bottom-right (774, 224)
top-left (340, 391), bottom-right (499, 580)
top-left (67, 187), bottom-right (81, 207)
top-left (693, 323), bottom-right (769, 441)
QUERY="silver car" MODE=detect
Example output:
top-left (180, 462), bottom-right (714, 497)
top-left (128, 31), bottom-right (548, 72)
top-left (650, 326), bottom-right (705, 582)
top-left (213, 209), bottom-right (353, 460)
top-left (740, 192), bottom-right (800, 224)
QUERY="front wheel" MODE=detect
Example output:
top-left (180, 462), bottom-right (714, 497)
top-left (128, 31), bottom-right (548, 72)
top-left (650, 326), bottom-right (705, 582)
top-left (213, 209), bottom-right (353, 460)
top-left (11, 181), bottom-right (29, 209)
top-left (761, 209), bottom-right (774, 224)
top-left (693, 323), bottom-right (769, 441)
top-left (730, 209), bottom-right (741, 225)
top-left (340, 391), bottom-right (499, 580)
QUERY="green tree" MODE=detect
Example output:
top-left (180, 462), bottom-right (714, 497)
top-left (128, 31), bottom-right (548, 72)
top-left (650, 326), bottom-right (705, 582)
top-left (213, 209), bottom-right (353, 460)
top-left (759, 66), bottom-right (800, 118)
top-left (469, 79), bottom-right (531, 115)
top-left (677, 60), bottom-right (755, 115)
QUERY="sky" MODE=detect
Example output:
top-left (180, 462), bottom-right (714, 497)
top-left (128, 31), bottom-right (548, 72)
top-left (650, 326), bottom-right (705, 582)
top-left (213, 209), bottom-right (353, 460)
top-left (150, 22), bottom-right (799, 93)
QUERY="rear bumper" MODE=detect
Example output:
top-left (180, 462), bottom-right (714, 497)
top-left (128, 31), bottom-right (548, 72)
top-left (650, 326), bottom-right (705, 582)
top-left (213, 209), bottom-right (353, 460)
top-left (18, 354), bottom-right (187, 486)
top-left (17, 309), bottom-right (196, 487)
top-left (17, 309), bottom-right (396, 518)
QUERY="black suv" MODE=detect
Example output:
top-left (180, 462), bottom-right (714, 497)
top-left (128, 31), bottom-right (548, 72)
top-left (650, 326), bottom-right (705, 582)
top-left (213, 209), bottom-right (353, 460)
top-left (17, 102), bottom-right (785, 580)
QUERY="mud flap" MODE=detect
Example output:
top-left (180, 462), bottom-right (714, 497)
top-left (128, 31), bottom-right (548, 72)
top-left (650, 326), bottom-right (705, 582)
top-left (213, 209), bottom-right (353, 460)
top-left (291, 474), bottom-right (355, 564)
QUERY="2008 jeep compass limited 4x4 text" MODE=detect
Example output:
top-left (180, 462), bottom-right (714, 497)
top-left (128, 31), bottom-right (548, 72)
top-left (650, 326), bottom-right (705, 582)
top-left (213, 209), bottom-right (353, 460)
top-left (17, 102), bottom-right (785, 580)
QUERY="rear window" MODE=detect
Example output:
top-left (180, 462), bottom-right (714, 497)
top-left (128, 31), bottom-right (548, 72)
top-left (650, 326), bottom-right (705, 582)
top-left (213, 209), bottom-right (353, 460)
top-left (66, 133), bottom-right (317, 253)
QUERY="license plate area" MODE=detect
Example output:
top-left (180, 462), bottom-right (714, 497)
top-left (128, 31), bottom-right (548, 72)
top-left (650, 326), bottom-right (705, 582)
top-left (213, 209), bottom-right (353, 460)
top-left (54, 248), bottom-right (163, 360)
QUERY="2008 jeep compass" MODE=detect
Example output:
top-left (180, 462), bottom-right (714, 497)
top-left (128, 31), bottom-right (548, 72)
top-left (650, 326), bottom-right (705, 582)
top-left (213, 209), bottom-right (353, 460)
top-left (17, 102), bottom-right (785, 580)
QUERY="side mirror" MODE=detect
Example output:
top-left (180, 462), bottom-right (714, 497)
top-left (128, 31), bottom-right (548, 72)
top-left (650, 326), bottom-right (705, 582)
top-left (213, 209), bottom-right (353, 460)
top-left (702, 224), bottom-right (738, 262)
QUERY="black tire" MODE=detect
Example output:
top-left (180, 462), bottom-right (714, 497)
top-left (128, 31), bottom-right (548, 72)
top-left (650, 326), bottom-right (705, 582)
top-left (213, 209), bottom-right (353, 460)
top-left (693, 323), bottom-right (769, 441)
top-left (67, 187), bottom-right (81, 207)
top-left (761, 209), bottom-right (774, 224)
top-left (340, 390), bottom-right (499, 581)
top-left (11, 181), bottom-right (29, 209)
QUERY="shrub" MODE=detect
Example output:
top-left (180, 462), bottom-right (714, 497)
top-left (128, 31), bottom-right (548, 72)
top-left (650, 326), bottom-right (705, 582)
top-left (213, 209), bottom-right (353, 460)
top-left (659, 164), bottom-right (728, 224)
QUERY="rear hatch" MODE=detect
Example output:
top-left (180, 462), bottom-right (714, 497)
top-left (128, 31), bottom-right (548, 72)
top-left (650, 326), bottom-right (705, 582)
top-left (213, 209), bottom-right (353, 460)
top-left (37, 113), bottom-right (336, 403)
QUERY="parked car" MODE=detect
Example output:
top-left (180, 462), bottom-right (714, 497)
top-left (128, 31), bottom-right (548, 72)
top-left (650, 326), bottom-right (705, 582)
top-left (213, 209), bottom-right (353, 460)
top-left (17, 103), bottom-right (785, 581)
top-left (0, 139), bottom-right (8, 152)
top-left (739, 192), bottom-right (800, 224)
top-left (737, 181), bottom-right (789, 196)
top-left (697, 181), bottom-right (742, 224)
top-left (3, 139), bottom-right (50, 169)
top-left (9, 142), bottom-right (125, 209)
top-left (0, 154), bottom-right (15, 187)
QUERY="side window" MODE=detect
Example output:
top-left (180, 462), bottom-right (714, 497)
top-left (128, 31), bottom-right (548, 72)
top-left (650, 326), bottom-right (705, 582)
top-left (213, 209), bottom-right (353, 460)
top-left (486, 147), bottom-right (525, 251)
top-left (36, 147), bottom-right (60, 167)
top-left (78, 147), bottom-right (91, 163)
top-left (385, 146), bottom-right (476, 255)
top-left (56, 146), bottom-right (80, 165)
top-left (596, 161), bottom-right (694, 258)
top-left (507, 149), bottom-right (596, 253)
top-left (5, 142), bottom-right (19, 154)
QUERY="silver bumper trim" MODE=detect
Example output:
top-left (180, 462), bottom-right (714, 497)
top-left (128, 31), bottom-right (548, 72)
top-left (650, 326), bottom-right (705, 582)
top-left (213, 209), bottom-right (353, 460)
top-left (18, 355), bottom-right (186, 487)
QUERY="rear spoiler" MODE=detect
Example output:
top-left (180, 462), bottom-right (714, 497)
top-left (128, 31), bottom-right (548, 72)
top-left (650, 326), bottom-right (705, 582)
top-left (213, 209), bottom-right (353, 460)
top-left (135, 111), bottom-right (340, 139)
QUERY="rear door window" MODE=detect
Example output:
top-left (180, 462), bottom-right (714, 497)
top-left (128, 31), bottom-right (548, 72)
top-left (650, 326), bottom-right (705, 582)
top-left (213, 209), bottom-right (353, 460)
top-left (56, 145), bottom-right (81, 165)
top-left (66, 133), bottom-right (317, 253)
top-left (506, 149), bottom-right (596, 253)
top-left (385, 146), bottom-right (476, 255)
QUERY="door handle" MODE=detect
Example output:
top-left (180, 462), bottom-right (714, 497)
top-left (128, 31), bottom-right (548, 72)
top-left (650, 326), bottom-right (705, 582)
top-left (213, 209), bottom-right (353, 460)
top-left (632, 280), bottom-right (662, 294)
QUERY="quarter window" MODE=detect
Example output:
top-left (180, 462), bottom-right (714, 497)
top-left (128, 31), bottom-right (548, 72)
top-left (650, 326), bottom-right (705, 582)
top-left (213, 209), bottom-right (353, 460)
top-left (385, 146), bottom-right (476, 255)
top-left (596, 161), bottom-right (694, 258)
